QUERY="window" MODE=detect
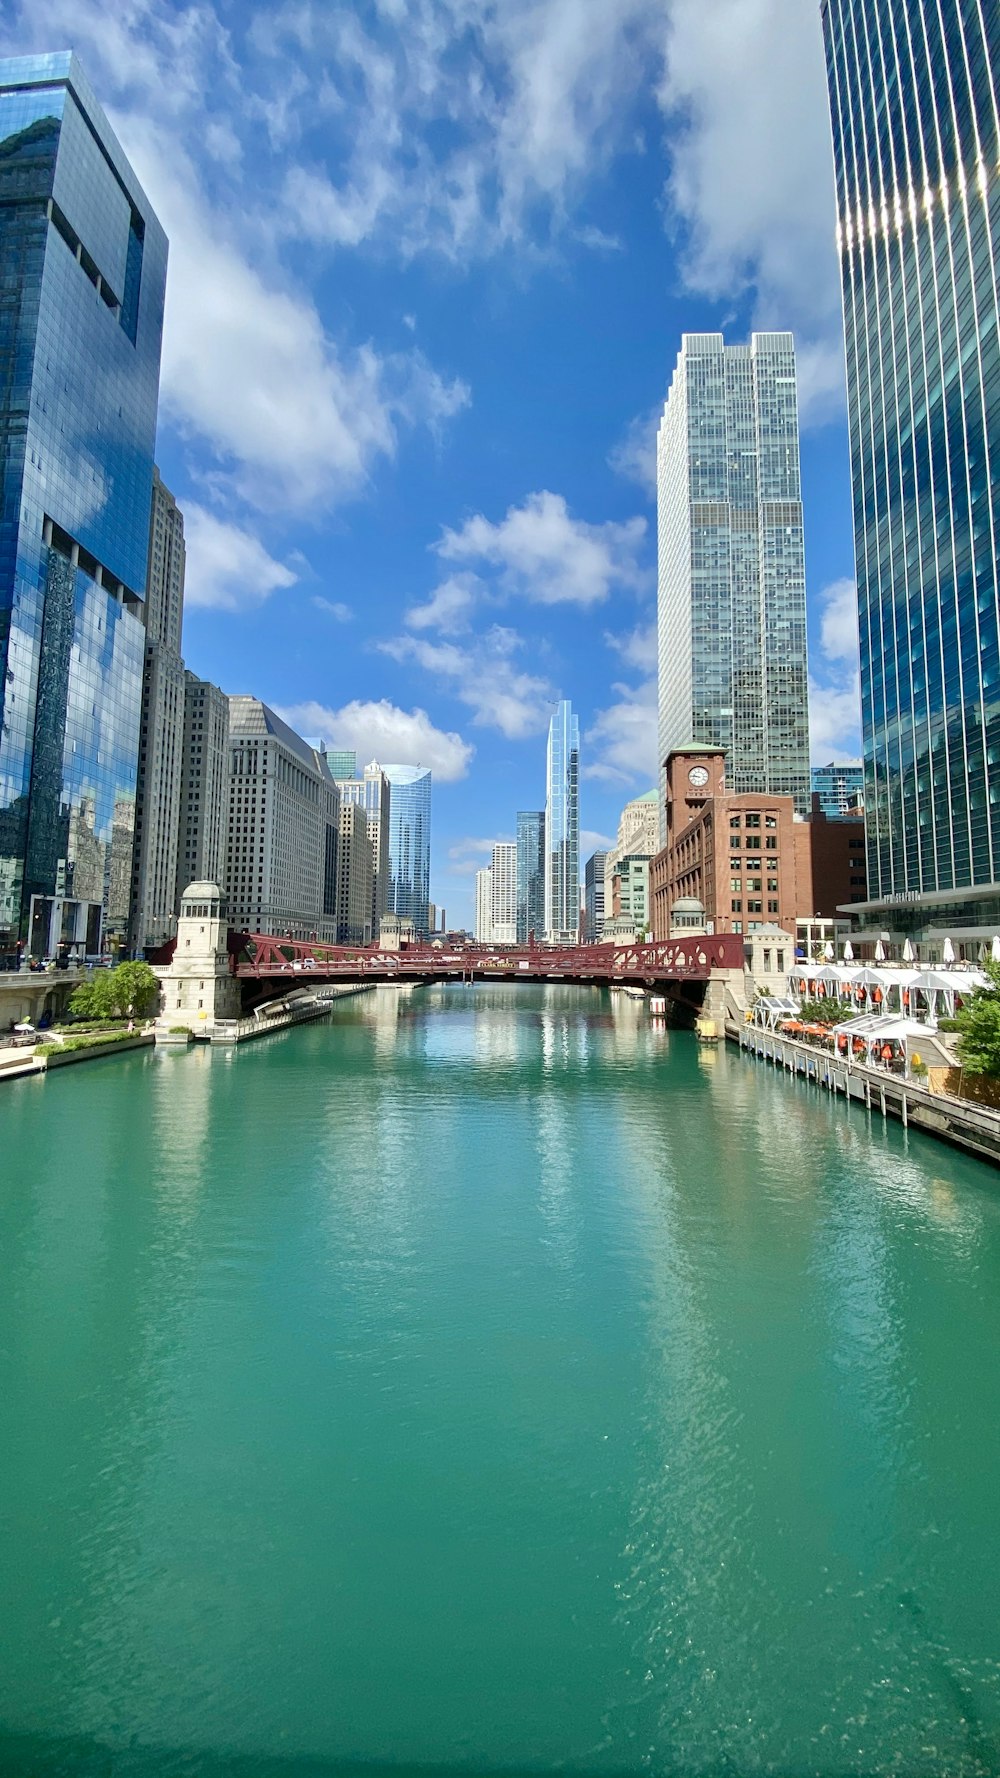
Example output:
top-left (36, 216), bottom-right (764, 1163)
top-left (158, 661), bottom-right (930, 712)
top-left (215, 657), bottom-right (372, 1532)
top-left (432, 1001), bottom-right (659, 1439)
top-left (748, 899), bottom-right (762, 913)
top-left (730, 878), bottom-right (741, 892)
top-left (729, 815), bottom-right (741, 829)
top-left (767, 877), bottom-right (778, 892)
top-left (731, 899), bottom-right (742, 912)
top-left (765, 837), bottom-right (777, 850)
top-left (768, 900), bottom-right (779, 914)
top-left (745, 813), bottom-right (761, 829)
top-left (765, 815), bottom-right (777, 830)
top-left (746, 836), bottom-right (761, 849)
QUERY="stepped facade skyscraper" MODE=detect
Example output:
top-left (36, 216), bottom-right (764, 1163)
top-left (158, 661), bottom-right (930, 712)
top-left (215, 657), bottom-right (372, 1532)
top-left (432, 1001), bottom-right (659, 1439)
top-left (822, 0), bottom-right (1000, 925)
top-left (0, 53), bottom-right (167, 957)
top-left (544, 700), bottom-right (580, 943)
top-left (656, 333), bottom-right (811, 837)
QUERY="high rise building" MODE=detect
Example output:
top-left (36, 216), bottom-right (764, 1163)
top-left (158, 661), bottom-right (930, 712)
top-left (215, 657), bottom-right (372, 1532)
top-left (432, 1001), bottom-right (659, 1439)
top-left (516, 811), bottom-right (545, 943)
top-left (822, 1), bottom-right (1000, 932)
top-left (336, 802), bottom-right (373, 945)
top-left (544, 701), bottom-right (580, 943)
top-left (583, 850), bottom-right (607, 943)
top-left (603, 790), bottom-right (659, 925)
top-left (129, 470), bottom-right (186, 952)
top-left (810, 761), bottom-right (864, 819)
top-left (224, 698), bottom-right (339, 940)
top-left (475, 867), bottom-right (494, 942)
top-left (490, 842), bottom-right (517, 944)
top-left (337, 760), bottom-right (390, 939)
top-left (0, 53), bottom-right (167, 957)
top-left (656, 332), bottom-right (811, 836)
top-left (383, 765), bottom-right (431, 937)
top-left (176, 673), bottom-right (230, 903)
top-left (324, 748), bottom-right (357, 780)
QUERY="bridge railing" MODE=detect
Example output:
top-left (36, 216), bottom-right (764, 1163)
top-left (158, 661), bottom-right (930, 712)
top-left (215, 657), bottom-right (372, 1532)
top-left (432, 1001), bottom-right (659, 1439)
top-left (234, 933), bottom-right (745, 982)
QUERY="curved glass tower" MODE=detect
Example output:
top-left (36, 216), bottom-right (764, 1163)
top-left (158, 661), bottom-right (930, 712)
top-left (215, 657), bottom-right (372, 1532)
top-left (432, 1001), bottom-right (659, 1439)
top-left (822, 1), bottom-right (1000, 915)
top-left (383, 765), bottom-right (431, 937)
top-left (544, 700), bottom-right (580, 943)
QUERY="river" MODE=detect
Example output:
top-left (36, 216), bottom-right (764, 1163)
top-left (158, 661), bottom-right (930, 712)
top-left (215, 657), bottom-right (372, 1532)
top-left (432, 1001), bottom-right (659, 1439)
top-left (2, 983), bottom-right (999, 1776)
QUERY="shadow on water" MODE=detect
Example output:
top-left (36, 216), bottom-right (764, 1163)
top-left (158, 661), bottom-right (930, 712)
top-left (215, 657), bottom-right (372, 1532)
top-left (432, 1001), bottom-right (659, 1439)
top-left (0, 1734), bottom-right (928, 1778)
top-left (897, 1591), bottom-right (1000, 1773)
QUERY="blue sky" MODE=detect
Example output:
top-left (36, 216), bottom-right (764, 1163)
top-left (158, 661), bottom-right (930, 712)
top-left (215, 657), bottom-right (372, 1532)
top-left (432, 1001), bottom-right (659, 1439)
top-left (4, 0), bottom-right (862, 929)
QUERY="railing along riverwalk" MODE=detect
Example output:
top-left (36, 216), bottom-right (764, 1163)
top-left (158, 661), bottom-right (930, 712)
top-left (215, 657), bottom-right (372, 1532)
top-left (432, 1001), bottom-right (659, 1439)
top-left (733, 1020), bottom-right (1000, 1168)
top-left (211, 983), bottom-right (375, 1045)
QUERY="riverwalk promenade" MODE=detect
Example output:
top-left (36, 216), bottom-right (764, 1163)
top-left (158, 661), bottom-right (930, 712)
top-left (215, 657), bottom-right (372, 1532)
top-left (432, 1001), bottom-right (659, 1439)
top-left (733, 1017), bottom-right (1000, 1166)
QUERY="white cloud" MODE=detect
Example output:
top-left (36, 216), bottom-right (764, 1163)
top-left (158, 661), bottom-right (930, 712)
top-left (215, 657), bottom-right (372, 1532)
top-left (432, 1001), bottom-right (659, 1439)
top-left (605, 619), bottom-right (658, 673)
top-left (436, 491), bottom-right (648, 607)
top-left (380, 626), bottom-right (555, 739)
top-left (405, 574), bottom-right (479, 632)
top-left (183, 506), bottom-right (297, 611)
top-left (313, 596), bottom-right (353, 621)
top-left (608, 404), bottom-right (661, 498)
top-left (659, 0), bottom-right (845, 427)
top-left (810, 577), bottom-right (862, 762)
top-left (276, 698), bottom-right (474, 781)
top-left (585, 677), bottom-right (658, 785)
top-left (581, 828), bottom-right (615, 855)
top-left (447, 837), bottom-right (504, 876)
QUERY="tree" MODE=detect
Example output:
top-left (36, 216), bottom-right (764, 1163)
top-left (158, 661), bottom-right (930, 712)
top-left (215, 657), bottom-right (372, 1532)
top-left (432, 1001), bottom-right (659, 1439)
top-left (68, 961), bottom-right (159, 1023)
top-left (955, 958), bottom-right (1000, 1076)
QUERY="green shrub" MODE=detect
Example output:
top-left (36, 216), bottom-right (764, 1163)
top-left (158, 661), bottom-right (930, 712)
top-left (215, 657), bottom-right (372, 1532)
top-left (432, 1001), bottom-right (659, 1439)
top-left (40, 1029), bottom-right (140, 1059)
top-left (168, 1026), bottom-right (191, 1036)
top-left (936, 1016), bottom-right (961, 1033)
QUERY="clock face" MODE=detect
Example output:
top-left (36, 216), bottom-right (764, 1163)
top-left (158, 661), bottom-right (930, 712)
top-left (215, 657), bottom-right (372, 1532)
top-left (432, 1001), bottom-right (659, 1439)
top-left (688, 765), bottom-right (710, 788)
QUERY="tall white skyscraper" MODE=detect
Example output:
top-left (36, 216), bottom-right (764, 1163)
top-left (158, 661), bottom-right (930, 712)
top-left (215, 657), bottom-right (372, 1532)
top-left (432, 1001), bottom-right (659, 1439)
top-left (544, 700), bottom-right (580, 943)
top-left (490, 842), bottom-right (517, 944)
top-left (656, 333), bottom-right (810, 837)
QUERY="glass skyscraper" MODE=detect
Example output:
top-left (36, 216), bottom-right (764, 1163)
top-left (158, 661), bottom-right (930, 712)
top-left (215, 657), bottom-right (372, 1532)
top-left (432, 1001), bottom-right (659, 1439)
top-left (0, 53), bottom-right (167, 957)
top-left (544, 701), bottom-right (580, 943)
top-left (656, 333), bottom-right (811, 838)
top-left (383, 765), bottom-right (431, 937)
top-left (822, 1), bottom-right (1000, 917)
top-left (515, 809), bottom-right (545, 943)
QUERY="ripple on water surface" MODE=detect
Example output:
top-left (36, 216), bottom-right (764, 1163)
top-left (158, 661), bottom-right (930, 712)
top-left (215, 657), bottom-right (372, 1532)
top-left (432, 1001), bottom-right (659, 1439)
top-left (1, 984), bottom-right (1000, 1776)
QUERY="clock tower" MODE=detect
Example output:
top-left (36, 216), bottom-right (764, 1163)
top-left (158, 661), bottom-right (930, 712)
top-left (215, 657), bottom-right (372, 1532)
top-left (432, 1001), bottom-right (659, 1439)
top-left (665, 747), bottom-right (726, 842)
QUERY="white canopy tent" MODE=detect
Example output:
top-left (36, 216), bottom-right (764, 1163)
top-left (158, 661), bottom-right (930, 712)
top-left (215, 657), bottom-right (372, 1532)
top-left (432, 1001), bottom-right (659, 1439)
top-left (831, 1012), bottom-right (928, 1063)
top-left (752, 996), bottom-right (800, 1031)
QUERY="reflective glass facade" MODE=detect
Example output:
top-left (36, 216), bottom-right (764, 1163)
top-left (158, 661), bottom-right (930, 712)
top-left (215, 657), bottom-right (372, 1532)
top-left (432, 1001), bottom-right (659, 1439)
top-left (516, 809), bottom-right (545, 943)
top-left (544, 701), bottom-right (580, 942)
top-left (657, 333), bottom-right (811, 838)
top-left (0, 53), bottom-right (166, 955)
top-left (383, 765), bottom-right (431, 937)
top-left (822, 1), bottom-right (1000, 903)
top-left (811, 759), bottom-right (865, 817)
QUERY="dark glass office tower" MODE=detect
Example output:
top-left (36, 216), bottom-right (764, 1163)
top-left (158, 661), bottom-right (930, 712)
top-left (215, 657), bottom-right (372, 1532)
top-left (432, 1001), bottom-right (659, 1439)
top-left (515, 810), bottom-right (545, 943)
top-left (0, 53), bottom-right (166, 956)
top-left (822, 2), bottom-right (1000, 916)
top-left (383, 765), bottom-right (432, 936)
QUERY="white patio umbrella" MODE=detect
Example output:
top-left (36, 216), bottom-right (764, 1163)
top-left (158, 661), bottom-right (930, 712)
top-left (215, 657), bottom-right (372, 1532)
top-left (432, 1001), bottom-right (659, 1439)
top-left (903, 937), bottom-right (916, 963)
top-left (874, 938), bottom-right (887, 962)
top-left (979, 942), bottom-right (987, 963)
top-left (843, 939), bottom-right (855, 963)
top-left (991, 934), bottom-right (1000, 964)
top-left (942, 936), bottom-right (956, 965)
top-left (824, 940), bottom-right (835, 962)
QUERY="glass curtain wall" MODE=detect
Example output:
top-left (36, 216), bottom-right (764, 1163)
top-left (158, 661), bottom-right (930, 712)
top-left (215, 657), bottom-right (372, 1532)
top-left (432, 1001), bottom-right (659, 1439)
top-left (544, 702), bottom-right (580, 942)
top-left (822, 0), bottom-right (1000, 902)
top-left (0, 53), bottom-right (166, 958)
top-left (384, 765), bottom-right (431, 937)
top-left (516, 810), bottom-right (545, 943)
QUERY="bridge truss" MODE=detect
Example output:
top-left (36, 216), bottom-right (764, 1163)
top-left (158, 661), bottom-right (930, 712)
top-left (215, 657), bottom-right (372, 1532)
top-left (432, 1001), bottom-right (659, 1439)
top-left (234, 933), bottom-right (744, 985)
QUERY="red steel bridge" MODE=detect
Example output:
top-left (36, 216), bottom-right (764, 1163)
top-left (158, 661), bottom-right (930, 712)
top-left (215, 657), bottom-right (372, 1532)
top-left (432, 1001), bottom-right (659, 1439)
top-left (234, 932), bottom-right (744, 986)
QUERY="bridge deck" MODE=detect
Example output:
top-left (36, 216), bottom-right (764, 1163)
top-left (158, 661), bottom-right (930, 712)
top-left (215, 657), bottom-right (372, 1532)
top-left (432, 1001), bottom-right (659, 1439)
top-left (234, 934), bottom-right (743, 985)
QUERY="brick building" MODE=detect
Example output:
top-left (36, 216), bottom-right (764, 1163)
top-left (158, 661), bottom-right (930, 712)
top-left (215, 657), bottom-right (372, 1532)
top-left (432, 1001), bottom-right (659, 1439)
top-left (650, 747), bottom-right (866, 941)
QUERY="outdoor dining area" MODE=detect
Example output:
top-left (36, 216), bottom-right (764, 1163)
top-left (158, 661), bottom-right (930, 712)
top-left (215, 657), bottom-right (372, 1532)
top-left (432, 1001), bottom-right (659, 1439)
top-left (748, 938), bottom-right (994, 1076)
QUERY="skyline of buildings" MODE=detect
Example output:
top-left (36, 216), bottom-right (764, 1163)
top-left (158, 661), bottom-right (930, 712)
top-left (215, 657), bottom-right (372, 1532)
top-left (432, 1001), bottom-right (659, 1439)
top-left (7, 18), bottom-right (1000, 956)
top-left (822, 0), bottom-right (1000, 940)
top-left (656, 331), bottom-right (812, 838)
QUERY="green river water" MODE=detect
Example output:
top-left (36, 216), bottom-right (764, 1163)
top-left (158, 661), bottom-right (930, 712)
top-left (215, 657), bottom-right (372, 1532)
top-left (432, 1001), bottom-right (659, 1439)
top-left (1, 983), bottom-right (999, 1777)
